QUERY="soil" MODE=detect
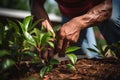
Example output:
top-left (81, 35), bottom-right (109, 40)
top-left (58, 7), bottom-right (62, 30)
top-left (1, 58), bottom-right (120, 80)
top-left (44, 58), bottom-right (120, 80)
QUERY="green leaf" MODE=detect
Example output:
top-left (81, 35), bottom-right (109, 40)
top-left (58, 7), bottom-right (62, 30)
top-left (46, 65), bottom-right (52, 72)
top-left (2, 59), bottom-right (15, 70)
top-left (26, 40), bottom-right (36, 47)
top-left (30, 28), bottom-right (41, 37)
top-left (87, 48), bottom-right (98, 53)
top-left (103, 46), bottom-right (110, 54)
top-left (48, 41), bottom-right (54, 48)
top-left (41, 32), bottom-right (51, 46)
top-left (66, 53), bottom-right (77, 65)
top-left (23, 16), bottom-right (33, 31)
top-left (0, 50), bottom-right (9, 57)
top-left (65, 46), bottom-right (80, 54)
top-left (29, 19), bottom-right (43, 31)
top-left (49, 59), bottom-right (59, 65)
top-left (40, 66), bottom-right (48, 78)
top-left (39, 33), bottom-right (44, 45)
top-left (24, 32), bottom-right (36, 46)
top-left (40, 25), bottom-right (45, 31)
top-left (7, 19), bottom-right (20, 32)
top-left (18, 20), bottom-right (24, 32)
top-left (66, 64), bottom-right (76, 71)
top-left (23, 51), bottom-right (37, 57)
top-left (48, 30), bottom-right (55, 38)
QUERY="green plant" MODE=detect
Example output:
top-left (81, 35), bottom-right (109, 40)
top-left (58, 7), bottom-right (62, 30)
top-left (0, 15), bottom-right (80, 79)
top-left (18, 16), bottom-right (55, 63)
top-left (0, 19), bottom-right (24, 70)
top-left (0, 15), bottom-right (55, 72)
top-left (40, 59), bottom-right (59, 78)
top-left (39, 46), bottom-right (80, 78)
top-left (65, 46), bottom-right (80, 71)
top-left (87, 41), bottom-right (119, 58)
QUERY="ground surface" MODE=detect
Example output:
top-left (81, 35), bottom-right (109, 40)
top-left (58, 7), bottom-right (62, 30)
top-left (44, 58), bottom-right (120, 80)
top-left (1, 58), bottom-right (120, 80)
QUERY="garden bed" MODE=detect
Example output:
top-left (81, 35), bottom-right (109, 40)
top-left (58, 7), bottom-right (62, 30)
top-left (44, 58), bottom-right (120, 80)
top-left (1, 58), bottom-right (120, 80)
top-left (1, 16), bottom-right (120, 80)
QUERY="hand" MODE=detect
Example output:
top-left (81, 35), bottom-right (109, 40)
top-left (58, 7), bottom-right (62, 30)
top-left (40, 19), bottom-right (55, 62)
top-left (56, 18), bottom-right (81, 57)
top-left (42, 19), bottom-right (55, 37)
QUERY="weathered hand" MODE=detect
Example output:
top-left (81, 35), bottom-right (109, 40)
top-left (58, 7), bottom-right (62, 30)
top-left (56, 18), bottom-right (81, 57)
top-left (40, 19), bottom-right (55, 62)
top-left (42, 19), bottom-right (55, 37)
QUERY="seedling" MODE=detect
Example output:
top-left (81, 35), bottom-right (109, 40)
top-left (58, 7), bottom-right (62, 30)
top-left (0, 16), bottom-right (80, 79)
top-left (40, 46), bottom-right (80, 78)
top-left (87, 41), bottom-right (119, 58)
top-left (18, 16), bottom-right (55, 62)
top-left (40, 59), bottom-right (59, 78)
top-left (65, 46), bottom-right (80, 71)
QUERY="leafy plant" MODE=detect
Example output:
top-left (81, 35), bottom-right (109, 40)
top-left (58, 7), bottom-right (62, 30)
top-left (0, 15), bottom-right (55, 75)
top-left (39, 46), bottom-right (80, 78)
top-left (0, 19), bottom-right (24, 70)
top-left (65, 46), bottom-right (80, 71)
top-left (87, 41), bottom-right (119, 58)
top-left (0, 15), bottom-right (80, 79)
top-left (18, 16), bottom-right (55, 62)
top-left (40, 59), bottom-right (59, 78)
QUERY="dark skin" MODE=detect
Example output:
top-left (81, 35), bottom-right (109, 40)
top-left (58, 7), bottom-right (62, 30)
top-left (30, 0), bottom-right (112, 60)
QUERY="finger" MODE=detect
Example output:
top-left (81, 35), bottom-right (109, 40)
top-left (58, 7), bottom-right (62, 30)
top-left (55, 29), bottom-right (65, 55)
top-left (59, 39), bottom-right (70, 57)
top-left (71, 33), bottom-right (79, 43)
top-left (56, 39), bottom-right (64, 55)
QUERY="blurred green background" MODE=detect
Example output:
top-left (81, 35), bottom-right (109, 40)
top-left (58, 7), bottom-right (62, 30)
top-left (0, 0), bottom-right (29, 10)
top-left (0, 0), bottom-right (60, 16)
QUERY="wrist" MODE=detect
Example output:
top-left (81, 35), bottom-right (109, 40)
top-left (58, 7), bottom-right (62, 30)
top-left (73, 17), bottom-right (84, 30)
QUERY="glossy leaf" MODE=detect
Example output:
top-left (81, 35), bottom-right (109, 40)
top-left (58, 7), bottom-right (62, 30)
top-left (2, 59), bottom-right (15, 70)
top-left (87, 48), bottom-right (98, 53)
top-left (103, 46), bottom-right (110, 54)
top-left (48, 41), bottom-right (54, 48)
top-left (30, 28), bottom-right (41, 37)
top-left (24, 32), bottom-right (33, 41)
top-left (40, 66), bottom-right (48, 78)
top-left (66, 53), bottom-right (77, 65)
top-left (18, 21), bottom-right (24, 32)
top-left (23, 16), bottom-right (33, 31)
top-left (66, 64), bottom-right (76, 71)
top-left (39, 33), bottom-right (44, 45)
top-left (29, 19), bottom-right (43, 31)
top-left (65, 46), bottom-right (80, 54)
top-left (49, 59), bottom-right (59, 65)
top-left (41, 32), bottom-right (51, 46)
top-left (23, 51), bottom-right (37, 57)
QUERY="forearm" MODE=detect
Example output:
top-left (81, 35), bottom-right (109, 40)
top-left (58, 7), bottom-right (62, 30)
top-left (30, 0), bottom-right (49, 20)
top-left (76, 0), bottom-right (112, 29)
top-left (30, 0), bottom-right (54, 32)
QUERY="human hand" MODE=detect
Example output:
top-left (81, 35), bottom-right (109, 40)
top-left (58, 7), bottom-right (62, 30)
top-left (42, 19), bottom-right (55, 37)
top-left (40, 19), bottom-right (55, 62)
top-left (56, 18), bottom-right (81, 57)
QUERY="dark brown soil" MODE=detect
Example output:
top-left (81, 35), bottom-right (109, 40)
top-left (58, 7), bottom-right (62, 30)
top-left (44, 58), bottom-right (120, 80)
top-left (1, 58), bottom-right (120, 80)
